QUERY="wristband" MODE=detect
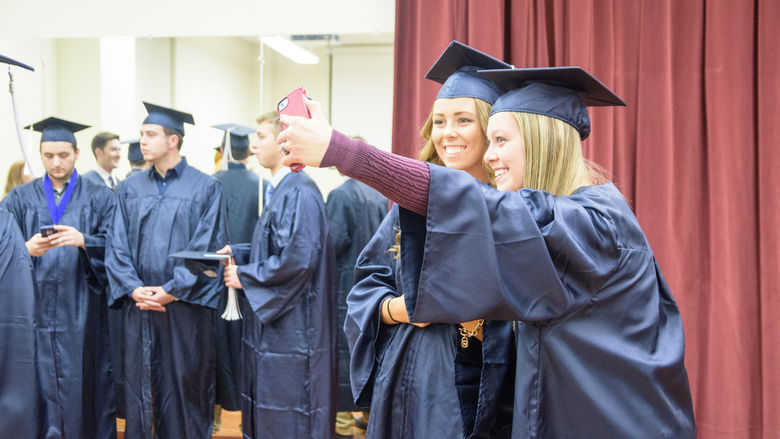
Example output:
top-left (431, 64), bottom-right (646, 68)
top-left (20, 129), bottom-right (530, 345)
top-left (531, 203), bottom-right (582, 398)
top-left (386, 296), bottom-right (401, 323)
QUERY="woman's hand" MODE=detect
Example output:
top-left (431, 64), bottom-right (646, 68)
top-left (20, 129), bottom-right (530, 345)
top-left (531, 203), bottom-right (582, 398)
top-left (224, 264), bottom-right (242, 290)
top-left (217, 245), bottom-right (232, 266)
top-left (380, 296), bottom-right (429, 327)
top-left (278, 99), bottom-right (333, 168)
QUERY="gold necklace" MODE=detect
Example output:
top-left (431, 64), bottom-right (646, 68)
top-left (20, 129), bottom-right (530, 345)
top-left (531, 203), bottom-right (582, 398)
top-left (458, 319), bottom-right (485, 348)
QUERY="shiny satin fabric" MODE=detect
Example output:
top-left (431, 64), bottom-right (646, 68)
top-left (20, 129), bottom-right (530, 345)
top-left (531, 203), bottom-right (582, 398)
top-left (235, 171), bottom-right (337, 439)
top-left (398, 164), bottom-right (696, 438)
top-left (106, 161), bottom-right (226, 438)
top-left (0, 212), bottom-right (42, 439)
top-left (345, 205), bottom-right (514, 439)
top-left (1, 177), bottom-right (117, 439)
top-left (326, 178), bottom-right (388, 411)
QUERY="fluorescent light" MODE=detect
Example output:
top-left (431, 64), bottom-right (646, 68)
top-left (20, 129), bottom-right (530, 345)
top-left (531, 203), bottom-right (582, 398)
top-left (261, 36), bottom-right (319, 64)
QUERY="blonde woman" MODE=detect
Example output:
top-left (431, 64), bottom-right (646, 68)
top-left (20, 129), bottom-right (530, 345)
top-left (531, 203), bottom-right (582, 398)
top-left (3, 160), bottom-right (32, 198)
top-left (278, 66), bottom-right (696, 438)
top-left (344, 42), bottom-right (515, 439)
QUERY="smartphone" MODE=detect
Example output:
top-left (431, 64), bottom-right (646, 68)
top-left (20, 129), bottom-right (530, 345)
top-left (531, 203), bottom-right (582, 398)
top-left (277, 87), bottom-right (310, 173)
top-left (40, 225), bottom-right (57, 237)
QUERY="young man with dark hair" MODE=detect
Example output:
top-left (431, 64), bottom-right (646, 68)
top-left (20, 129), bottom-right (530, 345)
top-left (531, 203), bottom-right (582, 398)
top-left (83, 131), bottom-right (122, 188)
top-left (106, 102), bottom-right (226, 439)
top-left (0, 116), bottom-right (117, 439)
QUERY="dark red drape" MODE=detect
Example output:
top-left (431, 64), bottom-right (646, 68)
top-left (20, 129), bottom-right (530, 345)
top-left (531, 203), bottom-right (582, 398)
top-left (391, 1), bottom-right (779, 437)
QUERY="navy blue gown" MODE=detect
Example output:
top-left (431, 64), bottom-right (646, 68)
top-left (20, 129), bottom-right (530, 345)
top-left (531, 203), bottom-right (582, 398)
top-left (398, 165), bottom-right (696, 438)
top-left (346, 205), bottom-right (515, 438)
top-left (1, 176), bottom-right (117, 439)
top-left (326, 178), bottom-right (387, 411)
top-left (235, 171), bottom-right (336, 439)
top-left (106, 159), bottom-right (226, 439)
top-left (213, 162), bottom-right (270, 411)
top-left (0, 211), bottom-right (41, 439)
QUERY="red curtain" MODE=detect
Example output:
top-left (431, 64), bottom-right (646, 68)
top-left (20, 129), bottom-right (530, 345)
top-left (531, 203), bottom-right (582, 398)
top-left (392, 1), bottom-right (780, 437)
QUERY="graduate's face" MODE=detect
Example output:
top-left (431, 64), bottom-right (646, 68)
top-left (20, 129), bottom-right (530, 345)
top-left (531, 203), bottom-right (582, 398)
top-left (96, 138), bottom-right (122, 170)
top-left (431, 97), bottom-right (487, 179)
top-left (40, 141), bottom-right (79, 182)
top-left (140, 124), bottom-right (177, 162)
top-left (253, 121), bottom-right (282, 170)
top-left (485, 112), bottom-right (525, 191)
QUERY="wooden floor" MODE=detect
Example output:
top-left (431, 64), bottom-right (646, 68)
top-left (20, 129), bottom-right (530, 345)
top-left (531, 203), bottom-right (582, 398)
top-left (116, 411), bottom-right (367, 438)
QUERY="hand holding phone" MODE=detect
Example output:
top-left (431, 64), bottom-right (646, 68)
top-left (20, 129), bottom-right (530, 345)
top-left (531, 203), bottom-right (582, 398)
top-left (277, 87), bottom-right (311, 173)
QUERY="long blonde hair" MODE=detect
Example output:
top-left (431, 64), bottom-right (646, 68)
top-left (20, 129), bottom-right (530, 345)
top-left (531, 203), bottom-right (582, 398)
top-left (513, 112), bottom-right (606, 196)
top-left (4, 160), bottom-right (28, 198)
top-left (390, 97), bottom-right (495, 257)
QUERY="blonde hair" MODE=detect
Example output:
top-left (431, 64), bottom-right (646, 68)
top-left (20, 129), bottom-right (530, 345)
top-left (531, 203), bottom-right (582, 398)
top-left (4, 160), bottom-right (28, 198)
top-left (390, 97), bottom-right (495, 257)
top-left (257, 111), bottom-right (282, 137)
top-left (513, 112), bottom-right (606, 196)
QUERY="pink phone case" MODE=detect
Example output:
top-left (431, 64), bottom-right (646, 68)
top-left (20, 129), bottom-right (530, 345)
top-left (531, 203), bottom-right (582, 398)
top-left (278, 87), bottom-right (311, 172)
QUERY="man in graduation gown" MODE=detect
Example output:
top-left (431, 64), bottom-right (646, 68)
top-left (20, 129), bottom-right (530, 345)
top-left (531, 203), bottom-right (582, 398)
top-left (222, 112), bottom-right (337, 439)
top-left (82, 131), bottom-right (122, 189)
top-left (211, 124), bottom-right (270, 417)
top-left (326, 173), bottom-right (386, 437)
top-left (0, 211), bottom-right (42, 439)
top-left (106, 102), bottom-right (226, 439)
top-left (0, 117), bottom-right (117, 439)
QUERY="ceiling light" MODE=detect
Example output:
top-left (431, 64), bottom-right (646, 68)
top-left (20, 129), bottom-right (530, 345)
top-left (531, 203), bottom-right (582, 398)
top-left (261, 36), bottom-right (319, 64)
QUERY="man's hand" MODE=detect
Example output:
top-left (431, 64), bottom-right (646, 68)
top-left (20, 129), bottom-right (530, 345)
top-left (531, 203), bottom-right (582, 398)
top-left (26, 233), bottom-right (54, 257)
top-left (224, 264), bottom-right (242, 289)
top-left (131, 286), bottom-right (173, 312)
top-left (217, 245), bottom-right (232, 266)
top-left (48, 224), bottom-right (85, 249)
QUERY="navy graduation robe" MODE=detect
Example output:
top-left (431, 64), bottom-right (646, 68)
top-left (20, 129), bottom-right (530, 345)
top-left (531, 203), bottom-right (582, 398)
top-left (346, 205), bottom-right (515, 439)
top-left (398, 165), bottom-right (696, 438)
top-left (213, 162), bottom-right (269, 411)
top-left (0, 211), bottom-right (41, 439)
top-left (1, 176), bottom-right (117, 439)
top-left (326, 178), bottom-right (387, 411)
top-left (106, 159), bottom-right (226, 439)
top-left (235, 171), bottom-right (336, 439)
top-left (82, 169), bottom-right (106, 186)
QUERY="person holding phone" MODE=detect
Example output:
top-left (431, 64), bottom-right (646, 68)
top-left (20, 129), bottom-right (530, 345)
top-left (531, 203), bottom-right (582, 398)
top-left (0, 116), bottom-right (117, 438)
top-left (343, 42), bottom-right (515, 439)
top-left (276, 65), bottom-right (696, 437)
top-left (218, 111), bottom-right (337, 439)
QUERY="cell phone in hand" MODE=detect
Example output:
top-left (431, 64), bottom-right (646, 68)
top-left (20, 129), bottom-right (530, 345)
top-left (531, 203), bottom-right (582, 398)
top-left (277, 87), bottom-right (310, 173)
top-left (40, 225), bottom-right (57, 237)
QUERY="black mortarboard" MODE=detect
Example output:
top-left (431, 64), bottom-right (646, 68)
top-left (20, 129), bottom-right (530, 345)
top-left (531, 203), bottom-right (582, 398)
top-left (0, 53), bottom-right (34, 71)
top-left (142, 102), bottom-right (194, 137)
top-left (213, 124), bottom-right (255, 151)
top-left (425, 41), bottom-right (511, 104)
top-left (479, 67), bottom-right (625, 140)
top-left (122, 138), bottom-right (143, 163)
top-left (25, 117), bottom-right (90, 146)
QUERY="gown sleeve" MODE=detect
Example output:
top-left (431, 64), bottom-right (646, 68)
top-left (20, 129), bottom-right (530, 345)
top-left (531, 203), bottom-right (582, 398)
top-left (106, 187), bottom-right (145, 306)
top-left (236, 187), bottom-right (326, 324)
top-left (399, 164), bottom-right (619, 325)
top-left (80, 187), bottom-right (116, 293)
top-left (326, 188), bottom-right (352, 257)
top-left (343, 207), bottom-right (400, 407)
top-left (161, 181), bottom-right (226, 305)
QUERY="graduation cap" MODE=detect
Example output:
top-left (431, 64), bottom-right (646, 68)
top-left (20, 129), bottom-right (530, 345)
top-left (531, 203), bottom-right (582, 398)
top-left (0, 53), bottom-right (34, 71)
top-left (142, 102), bottom-right (194, 137)
top-left (479, 67), bottom-right (625, 140)
top-left (25, 117), bottom-right (90, 146)
top-left (122, 138), bottom-right (143, 163)
top-left (213, 123), bottom-right (255, 151)
top-left (425, 40), bottom-right (512, 104)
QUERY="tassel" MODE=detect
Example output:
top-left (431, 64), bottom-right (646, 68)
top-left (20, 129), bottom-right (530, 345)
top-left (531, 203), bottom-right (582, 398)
top-left (221, 287), bottom-right (242, 320)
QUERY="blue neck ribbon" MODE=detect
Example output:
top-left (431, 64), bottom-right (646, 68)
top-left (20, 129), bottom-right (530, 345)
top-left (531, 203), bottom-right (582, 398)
top-left (43, 170), bottom-right (78, 224)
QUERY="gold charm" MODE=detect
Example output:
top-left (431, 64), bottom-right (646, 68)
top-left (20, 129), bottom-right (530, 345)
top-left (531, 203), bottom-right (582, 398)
top-left (458, 319), bottom-right (485, 349)
top-left (461, 336), bottom-right (469, 348)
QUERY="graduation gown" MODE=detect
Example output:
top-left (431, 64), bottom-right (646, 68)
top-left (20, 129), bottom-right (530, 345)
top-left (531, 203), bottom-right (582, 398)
top-left (235, 171), bottom-right (336, 439)
top-left (0, 211), bottom-right (42, 439)
top-left (326, 178), bottom-right (387, 411)
top-left (398, 165), bottom-right (696, 438)
top-left (0, 176), bottom-right (117, 439)
top-left (346, 205), bottom-right (515, 439)
top-left (106, 160), bottom-right (226, 439)
top-left (213, 162), bottom-right (269, 411)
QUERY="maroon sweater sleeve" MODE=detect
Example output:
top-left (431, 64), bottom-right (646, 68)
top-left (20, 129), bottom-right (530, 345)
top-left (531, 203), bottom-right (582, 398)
top-left (321, 130), bottom-right (430, 216)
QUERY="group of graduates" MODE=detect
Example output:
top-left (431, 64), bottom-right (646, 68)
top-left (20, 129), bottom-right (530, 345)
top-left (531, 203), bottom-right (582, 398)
top-left (0, 39), bottom-right (699, 439)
